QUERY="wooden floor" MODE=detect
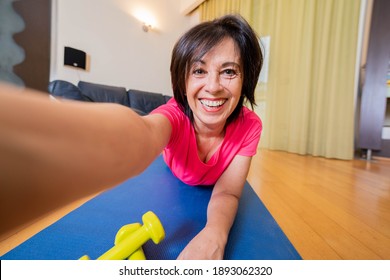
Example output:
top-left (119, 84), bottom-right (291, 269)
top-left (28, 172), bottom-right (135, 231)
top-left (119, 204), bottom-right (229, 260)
top-left (247, 149), bottom-right (390, 260)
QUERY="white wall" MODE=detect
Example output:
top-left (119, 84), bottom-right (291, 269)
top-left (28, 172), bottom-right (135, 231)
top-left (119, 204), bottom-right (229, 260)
top-left (50, 0), bottom-right (200, 95)
top-left (180, 0), bottom-right (205, 14)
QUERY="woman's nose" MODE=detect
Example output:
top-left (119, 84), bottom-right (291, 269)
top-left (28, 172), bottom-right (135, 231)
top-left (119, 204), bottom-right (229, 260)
top-left (205, 72), bottom-right (223, 93)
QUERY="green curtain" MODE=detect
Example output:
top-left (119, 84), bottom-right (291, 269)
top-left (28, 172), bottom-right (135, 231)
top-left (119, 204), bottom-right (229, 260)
top-left (199, 0), bottom-right (361, 160)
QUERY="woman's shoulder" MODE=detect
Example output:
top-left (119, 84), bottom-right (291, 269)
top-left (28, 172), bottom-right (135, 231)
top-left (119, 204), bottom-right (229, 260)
top-left (241, 106), bottom-right (262, 127)
top-left (152, 98), bottom-right (184, 116)
top-left (151, 98), bottom-right (189, 129)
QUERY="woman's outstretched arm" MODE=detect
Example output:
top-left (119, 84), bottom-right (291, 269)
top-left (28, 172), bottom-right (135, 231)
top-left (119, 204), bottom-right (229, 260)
top-left (177, 155), bottom-right (252, 259)
top-left (0, 83), bottom-right (171, 234)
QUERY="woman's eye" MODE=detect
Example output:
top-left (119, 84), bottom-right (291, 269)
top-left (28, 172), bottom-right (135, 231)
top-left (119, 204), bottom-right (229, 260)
top-left (221, 69), bottom-right (238, 78)
top-left (192, 69), bottom-right (206, 76)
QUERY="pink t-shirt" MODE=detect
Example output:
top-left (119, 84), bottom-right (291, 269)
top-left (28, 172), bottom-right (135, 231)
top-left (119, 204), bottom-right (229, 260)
top-left (151, 99), bottom-right (262, 186)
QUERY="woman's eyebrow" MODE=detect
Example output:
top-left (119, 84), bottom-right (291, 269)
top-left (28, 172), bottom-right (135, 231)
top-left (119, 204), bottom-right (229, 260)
top-left (221, 62), bottom-right (241, 68)
top-left (192, 60), bottom-right (240, 68)
top-left (192, 59), bottom-right (205, 66)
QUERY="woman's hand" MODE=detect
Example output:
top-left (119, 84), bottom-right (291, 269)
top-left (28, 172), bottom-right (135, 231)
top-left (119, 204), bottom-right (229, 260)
top-left (177, 226), bottom-right (226, 260)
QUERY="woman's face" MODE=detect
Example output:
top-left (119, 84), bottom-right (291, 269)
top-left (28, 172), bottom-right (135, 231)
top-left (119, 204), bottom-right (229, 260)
top-left (186, 37), bottom-right (242, 131)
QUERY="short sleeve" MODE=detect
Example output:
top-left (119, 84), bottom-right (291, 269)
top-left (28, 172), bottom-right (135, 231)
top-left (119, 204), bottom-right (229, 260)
top-left (150, 98), bottom-right (185, 149)
top-left (237, 110), bottom-right (262, 156)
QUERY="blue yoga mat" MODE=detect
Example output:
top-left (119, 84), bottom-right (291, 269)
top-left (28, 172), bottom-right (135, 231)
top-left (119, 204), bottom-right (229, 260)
top-left (1, 156), bottom-right (301, 260)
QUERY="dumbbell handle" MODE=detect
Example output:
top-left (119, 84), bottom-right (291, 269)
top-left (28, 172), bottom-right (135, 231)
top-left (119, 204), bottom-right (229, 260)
top-left (79, 223), bottom-right (146, 260)
top-left (116, 223), bottom-right (145, 260)
top-left (98, 226), bottom-right (150, 260)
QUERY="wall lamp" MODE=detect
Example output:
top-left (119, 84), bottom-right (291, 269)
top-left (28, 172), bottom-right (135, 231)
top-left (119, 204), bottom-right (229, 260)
top-left (132, 8), bottom-right (156, 33)
top-left (142, 22), bottom-right (152, 32)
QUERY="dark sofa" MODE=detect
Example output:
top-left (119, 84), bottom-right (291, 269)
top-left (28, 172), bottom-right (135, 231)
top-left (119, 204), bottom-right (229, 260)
top-left (48, 80), bottom-right (171, 116)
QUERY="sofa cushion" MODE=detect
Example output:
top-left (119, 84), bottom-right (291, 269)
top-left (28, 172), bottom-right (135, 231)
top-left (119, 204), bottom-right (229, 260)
top-left (78, 81), bottom-right (129, 106)
top-left (164, 95), bottom-right (172, 103)
top-left (128, 89), bottom-right (167, 114)
top-left (131, 108), bottom-right (147, 116)
top-left (48, 80), bottom-right (90, 101)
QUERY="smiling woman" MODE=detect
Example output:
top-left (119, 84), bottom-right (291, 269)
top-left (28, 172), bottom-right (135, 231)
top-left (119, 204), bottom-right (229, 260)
top-left (0, 14), bottom-right (263, 260)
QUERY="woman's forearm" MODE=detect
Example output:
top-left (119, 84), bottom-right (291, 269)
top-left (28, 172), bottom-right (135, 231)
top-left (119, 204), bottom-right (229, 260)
top-left (205, 191), bottom-right (240, 244)
top-left (177, 156), bottom-right (252, 259)
top-left (0, 84), bottom-right (158, 187)
top-left (0, 84), bottom-right (168, 234)
top-left (205, 156), bottom-right (252, 241)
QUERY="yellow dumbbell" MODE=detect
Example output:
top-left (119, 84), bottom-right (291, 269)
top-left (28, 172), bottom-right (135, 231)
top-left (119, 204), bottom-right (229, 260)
top-left (115, 223), bottom-right (146, 260)
top-left (80, 211), bottom-right (165, 260)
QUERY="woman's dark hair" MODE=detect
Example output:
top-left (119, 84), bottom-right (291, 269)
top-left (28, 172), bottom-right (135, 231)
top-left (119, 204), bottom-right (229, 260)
top-left (170, 14), bottom-right (263, 124)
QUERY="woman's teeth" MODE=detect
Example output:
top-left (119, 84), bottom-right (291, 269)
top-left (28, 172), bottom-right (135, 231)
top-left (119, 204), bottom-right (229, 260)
top-left (200, 99), bottom-right (226, 108)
